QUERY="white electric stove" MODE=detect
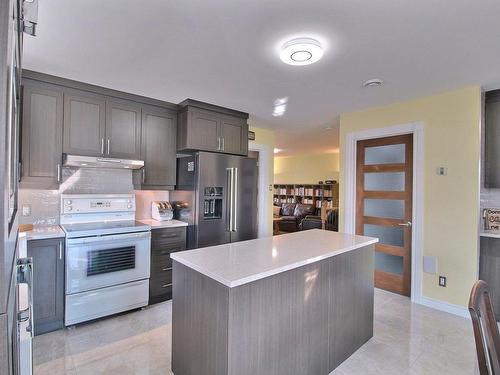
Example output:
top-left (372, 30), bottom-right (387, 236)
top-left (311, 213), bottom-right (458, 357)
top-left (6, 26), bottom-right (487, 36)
top-left (60, 194), bottom-right (151, 326)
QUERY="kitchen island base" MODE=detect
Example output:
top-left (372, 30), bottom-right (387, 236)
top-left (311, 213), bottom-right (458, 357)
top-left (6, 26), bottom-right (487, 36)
top-left (172, 244), bottom-right (374, 375)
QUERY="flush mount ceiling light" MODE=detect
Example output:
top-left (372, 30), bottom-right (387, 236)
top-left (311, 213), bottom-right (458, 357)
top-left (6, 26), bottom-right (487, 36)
top-left (362, 78), bottom-right (384, 88)
top-left (279, 38), bottom-right (323, 66)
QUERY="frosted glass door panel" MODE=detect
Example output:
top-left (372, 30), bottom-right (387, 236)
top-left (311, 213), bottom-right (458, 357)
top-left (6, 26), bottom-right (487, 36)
top-left (364, 224), bottom-right (404, 247)
top-left (365, 144), bottom-right (405, 165)
top-left (364, 199), bottom-right (404, 219)
top-left (375, 252), bottom-right (404, 275)
top-left (364, 172), bottom-right (405, 191)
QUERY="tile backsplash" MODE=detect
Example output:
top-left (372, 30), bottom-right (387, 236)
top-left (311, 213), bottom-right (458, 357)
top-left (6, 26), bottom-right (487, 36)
top-left (19, 167), bottom-right (169, 225)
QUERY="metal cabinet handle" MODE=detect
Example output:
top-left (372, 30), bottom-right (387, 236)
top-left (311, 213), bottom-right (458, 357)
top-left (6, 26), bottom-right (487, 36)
top-left (56, 164), bottom-right (61, 182)
top-left (162, 267), bottom-right (172, 271)
top-left (59, 242), bottom-right (63, 260)
top-left (106, 139), bottom-right (111, 155)
top-left (217, 137), bottom-right (221, 151)
top-left (101, 138), bottom-right (105, 154)
top-left (221, 137), bottom-right (225, 151)
top-left (142, 168), bottom-right (146, 183)
top-left (161, 283), bottom-right (172, 288)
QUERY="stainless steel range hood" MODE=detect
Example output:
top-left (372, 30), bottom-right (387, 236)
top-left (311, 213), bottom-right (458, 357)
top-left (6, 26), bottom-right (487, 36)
top-left (63, 154), bottom-right (144, 169)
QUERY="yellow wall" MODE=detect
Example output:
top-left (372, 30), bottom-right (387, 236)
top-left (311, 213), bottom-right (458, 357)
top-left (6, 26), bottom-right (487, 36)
top-left (249, 126), bottom-right (275, 236)
top-left (339, 86), bottom-right (481, 307)
top-left (274, 153), bottom-right (340, 184)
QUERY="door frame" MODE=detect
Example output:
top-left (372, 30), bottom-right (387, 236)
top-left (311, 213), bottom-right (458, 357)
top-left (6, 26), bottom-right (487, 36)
top-left (249, 141), bottom-right (273, 238)
top-left (343, 122), bottom-right (424, 303)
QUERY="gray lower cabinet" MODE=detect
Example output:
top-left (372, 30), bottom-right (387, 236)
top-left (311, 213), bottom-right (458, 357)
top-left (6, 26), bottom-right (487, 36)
top-left (21, 80), bottom-right (64, 188)
top-left (63, 89), bottom-right (106, 157)
top-left (27, 238), bottom-right (65, 335)
top-left (177, 99), bottom-right (249, 156)
top-left (137, 105), bottom-right (177, 189)
top-left (149, 227), bottom-right (186, 304)
top-left (105, 98), bottom-right (142, 160)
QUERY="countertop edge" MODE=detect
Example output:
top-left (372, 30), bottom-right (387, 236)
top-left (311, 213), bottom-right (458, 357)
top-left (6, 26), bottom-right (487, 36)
top-left (138, 219), bottom-right (188, 228)
top-left (171, 238), bottom-right (378, 288)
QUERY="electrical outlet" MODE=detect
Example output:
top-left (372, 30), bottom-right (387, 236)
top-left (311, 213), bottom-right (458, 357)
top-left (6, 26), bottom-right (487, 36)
top-left (22, 204), bottom-right (31, 217)
top-left (439, 276), bottom-right (447, 287)
top-left (436, 167), bottom-right (447, 176)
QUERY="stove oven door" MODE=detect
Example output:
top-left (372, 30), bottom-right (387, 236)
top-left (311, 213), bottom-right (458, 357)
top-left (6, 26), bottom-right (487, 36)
top-left (65, 231), bottom-right (151, 295)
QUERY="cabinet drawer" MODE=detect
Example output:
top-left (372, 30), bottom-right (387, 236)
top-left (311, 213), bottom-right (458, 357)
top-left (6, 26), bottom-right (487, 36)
top-left (152, 241), bottom-right (186, 257)
top-left (151, 253), bottom-right (172, 269)
top-left (151, 261), bottom-right (173, 279)
top-left (152, 227), bottom-right (186, 247)
top-left (150, 276), bottom-right (173, 299)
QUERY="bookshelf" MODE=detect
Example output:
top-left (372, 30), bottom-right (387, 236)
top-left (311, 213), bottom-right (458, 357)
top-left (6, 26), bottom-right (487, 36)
top-left (273, 182), bottom-right (339, 213)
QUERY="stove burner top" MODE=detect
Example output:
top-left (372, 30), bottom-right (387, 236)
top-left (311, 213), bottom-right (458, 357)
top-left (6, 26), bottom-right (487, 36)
top-left (61, 220), bottom-right (150, 238)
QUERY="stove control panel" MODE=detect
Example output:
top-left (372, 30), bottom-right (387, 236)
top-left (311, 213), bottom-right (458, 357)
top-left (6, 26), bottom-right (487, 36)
top-left (61, 195), bottom-right (135, 214)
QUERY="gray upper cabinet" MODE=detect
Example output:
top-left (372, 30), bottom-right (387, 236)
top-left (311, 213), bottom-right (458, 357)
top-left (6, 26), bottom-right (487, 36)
top-left (139, 105), bottom-right (177, 188)
top-left (63, 89), bottom-right (106, 156)
top-left (105, 99), bottom-right (142, 159)
top-left (28, 238), bottom-right (65, 335)
top-left (220, 115), bottom-right (248, 155)
top-left (177, 99), bottom-right (249, 156)
top-left (21, 80), bottom-right (64, 188)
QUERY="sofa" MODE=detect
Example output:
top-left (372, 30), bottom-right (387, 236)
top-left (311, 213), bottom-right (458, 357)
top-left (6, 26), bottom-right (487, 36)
top-left (276, 203), bottom-right (315, 232)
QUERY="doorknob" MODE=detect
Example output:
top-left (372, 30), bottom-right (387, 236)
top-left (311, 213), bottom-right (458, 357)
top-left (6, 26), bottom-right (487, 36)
top-left (398, 221), bottom-right (412, 227)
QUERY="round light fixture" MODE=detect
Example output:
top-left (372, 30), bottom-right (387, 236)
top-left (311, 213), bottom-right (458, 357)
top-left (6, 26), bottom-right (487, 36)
top-left (280, 38), bottom-right (323, 66)
top-left (362, 78), bottom-right (384, 88)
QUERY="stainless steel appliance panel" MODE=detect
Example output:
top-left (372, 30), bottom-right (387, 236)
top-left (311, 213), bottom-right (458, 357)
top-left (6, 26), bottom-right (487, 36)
top-left (196, 152), bottom-right (231, 248)
top-left (230, 156), bottom-right (257, 243)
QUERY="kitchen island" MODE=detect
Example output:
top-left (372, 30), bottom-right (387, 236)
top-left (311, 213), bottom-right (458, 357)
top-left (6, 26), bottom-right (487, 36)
top-left (170, 229), bottom-right (377, 375)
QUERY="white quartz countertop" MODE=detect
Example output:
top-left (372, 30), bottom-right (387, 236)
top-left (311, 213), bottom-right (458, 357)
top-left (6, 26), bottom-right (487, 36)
top-left (23, 225), bottom-right (66, 241)
top-left (138, 219), bottom-right (188, 229)
top-left (170, 229), bottom-right (378, 288)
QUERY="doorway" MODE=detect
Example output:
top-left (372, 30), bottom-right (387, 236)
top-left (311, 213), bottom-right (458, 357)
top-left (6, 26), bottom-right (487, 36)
top-left (356, 134), bottom-right (413, 296)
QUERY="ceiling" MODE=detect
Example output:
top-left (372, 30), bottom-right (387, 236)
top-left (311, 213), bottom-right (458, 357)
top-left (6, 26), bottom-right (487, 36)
top-left (24, 0), bottom-right (500, 156)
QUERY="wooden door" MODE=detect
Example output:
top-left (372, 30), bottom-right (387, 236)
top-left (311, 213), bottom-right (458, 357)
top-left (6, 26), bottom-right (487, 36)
top-left (356, 134), bottom-right (413, 296)
top-left (21, 80), bottom-right (63, 188)
top-left (188, 110), bottom-right (219, 152)
top-left (28, 238), bottom-right (65, 335)
top-left (141, 105), bottom-right (177, 187)
top-left (219, 116), bottom-right (248, 155)
top-left (63, 89), bottom-right (106, 156)
top-left (105, 99), bottom-right (142, 159)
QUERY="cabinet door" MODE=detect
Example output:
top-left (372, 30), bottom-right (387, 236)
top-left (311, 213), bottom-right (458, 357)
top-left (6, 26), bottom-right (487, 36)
top-left (141, 105), bottom-right (177, 187)
top-left (28, 238), bottom-right (65, 335)
top-left (105, 99), bottom-right (142, 159)
top-left (63, 90), bottom-right (106, 156)
top-left (21, 81), bottom-right (63, 188)
top-left (219, 116), bottom-right (248, 155)
top-left (187, 110), bottom-right (219, 152)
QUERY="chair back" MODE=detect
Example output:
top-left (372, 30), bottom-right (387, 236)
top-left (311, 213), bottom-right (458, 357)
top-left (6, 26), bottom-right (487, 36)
top-left (469, 280), bottom-right (500, 375)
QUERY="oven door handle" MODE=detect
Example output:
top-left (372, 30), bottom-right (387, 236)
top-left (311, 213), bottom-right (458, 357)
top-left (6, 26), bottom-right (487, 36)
top-left (66, 231), bottom-right (151, 245)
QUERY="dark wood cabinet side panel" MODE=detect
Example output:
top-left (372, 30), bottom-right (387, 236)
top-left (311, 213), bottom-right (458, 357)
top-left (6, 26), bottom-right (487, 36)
top-left (329, 245), bottom-right (374, 370)
top-left (172, 261), bottom-right (229, 375)
top-left (227, 261), bottom-right (330, 375)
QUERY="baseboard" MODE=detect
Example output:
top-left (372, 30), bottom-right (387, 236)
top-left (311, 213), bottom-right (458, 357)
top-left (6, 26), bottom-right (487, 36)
top-left (417, 296), bottom-right (470, 319)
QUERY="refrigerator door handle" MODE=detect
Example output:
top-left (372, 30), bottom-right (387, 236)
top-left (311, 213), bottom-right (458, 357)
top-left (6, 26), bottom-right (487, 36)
top-left (226, 168), bottom-right (233, 232)
top-left (233, 167), bottom-right (238, 232)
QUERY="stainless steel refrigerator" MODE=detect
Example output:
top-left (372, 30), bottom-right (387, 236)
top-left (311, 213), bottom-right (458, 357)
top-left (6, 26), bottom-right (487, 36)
top-left (174, 151), bottom-right (257, 249)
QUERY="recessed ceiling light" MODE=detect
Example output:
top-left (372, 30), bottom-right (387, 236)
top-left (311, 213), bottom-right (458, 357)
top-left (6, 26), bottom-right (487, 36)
top-left (274, 148), bottom-right (283, 154)
top-left (362, 78), bottom-right (384, 88)
top-left (280, 38), bottom-right (323, 66)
